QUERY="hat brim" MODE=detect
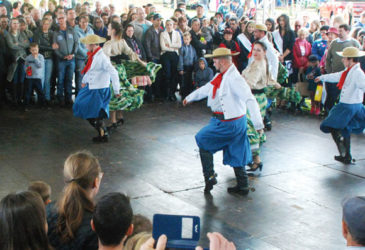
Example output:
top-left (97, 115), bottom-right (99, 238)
top-left (336, 51), bottom-right (365, 57)
top-left (80, 37), bottom-right (106, 45)
top-left (205, 51), bottom-right (240, 58)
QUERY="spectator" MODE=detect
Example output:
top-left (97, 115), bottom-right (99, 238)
top-left (124, 24), bottom-right (146, 61)
top-left (293, 19), bottom-right (302, 38)
top-left (19, 18), bottom-right (33, 41)
top-left (24, 42), bottom-right (45, 108)
top-left (91, 193), bottom-right (134, 250)
top-left (236, 20), bottom-right (254, 72)
top-left (188, 4), bottom-right (205, 26)
top-left (131, 7), bottom-right (151, 42)
top-left (66, 8), bottom-right (76, 28)
top-left (91, 1), bottom-right (102, 17)
top-left (325, 24), bottom-right (360, 112)
top-left (356, 30), bottom-right (365, 45)
top-left (302, 14), bottom-right (309, 29)
top-left (0, 191), bottom-right (53, 250)
top-left (125, 232), bottom-right (152, 250)
top-left (194, 57), bottom-right (213, 89)
top-left (217, 0), bottom-right (230, 19)
top-left (342, 197), bottom-right (365, 247)
top-left (144, 14), bottom-right (162, 63)
top-left (28, 180), bottom-right (52, 205)
top-left (228, 17), bottom-right (240, 40)
top-left (75, 15), bottom-right (94, 95)
top-left (307, 20), bottom-right (321, 44)
top-left (131, 214), bottom-right (152, 235)
top-left (101, 12), bottom-right (109, 27)
top-left (190, 18), bottom-right (208, 57)
top-left (173, 8), bottom-right (183, 19)
top-left (178, 32), bottom-right (197, 99)
top-left (34, 20), bottom-right (54, 103)
top-left (231, 0), bottom-right (244, 19)
top-left (160, 19), bottom-right (182, 101)
top-left (292, 28), bottom-right (311, 82)
top-left (12, 1), bottom-right (20, 18)
top-left (48, 0), bottom-right (57, 13)
top-left (31, 8), bottom-right (42, 27)
top-left (47, 150), bottom-right (102, 250)
top-left (0, 0), bottom-right (11, 18)
top-left (109, 4), bottom-right (116, 16)
top-left (39, 0), bottom-right (47, 16)
top-left (200, 17), bottom-right (213, 46)
top-left (5, 17), bottom-right (30, 105)
top-left (0, 14), bottom-right (8, 35)
top-left (177, 16), bottom-right (190, 43)
top-left (351, 27), bottom-right (363, 41)
top-left (311, 25), bottom-right (329, 61)
top-left (93, 16), bottom-right (108, 39)
top-left (265, 18), bottom-right (275, 33)
top-left (305, 55), bottom-right (322, 115)
top-left (320, 27), bottom-right (339, 73)
top-left (52, 12), bottom-right (78, 106)
top-left (0, 28), bottom-right (7, 106)
top-left (219, 27), bottom-right (241, 69)
top-left (24, 12), bottom-right (37, 32)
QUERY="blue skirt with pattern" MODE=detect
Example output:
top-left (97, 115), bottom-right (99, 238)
top-left (320, 103), bottom-right (365, 138)
top-left (73, 85), bottom-right (111, 120)
top-left (195, 116), bottom-right (252, 167)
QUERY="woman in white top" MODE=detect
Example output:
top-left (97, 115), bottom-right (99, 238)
top-left (160, 19), bottom-right (182, 101)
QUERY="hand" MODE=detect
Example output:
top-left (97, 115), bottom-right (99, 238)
top-left (183, 99), bottom-right (189, 106)
top-left (275, 83), bottom-right (281, 89)
top-left (114, 93), bottom-right (121, 98)
top-left (314, 77), bottom-right (321, 83)
top-left (202, 40), bottom-right (207, 45)
top-left (196, 232), bottom-right (236, 250)
top-left (81, 83), bottom-right (86, 88)
top-left (179, 71), bottom-right (184, 75)
top-left (278, 55), bottom-right (284, 63)
top-left (137, 57), bottom-right (147, 67)
top-left (52, 43), bottom-right (59, 49)
top-left (165, 43), bottom-right (170, 48)
top-left (140, 235), bottom-right (167, 250)
top-left (257, 129), bottom-right (264, 135)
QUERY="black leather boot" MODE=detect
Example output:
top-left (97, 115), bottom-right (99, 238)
top-left (334, 136), bottom-right (352, 164)
top-left (227, 167), bottom-right (249, 196)
top-left (199, 148), bottom-right (217, 193)
top-left (331, 129), bottom-right (346, 161)
top-left (92, 119), bottom-right (109, 143)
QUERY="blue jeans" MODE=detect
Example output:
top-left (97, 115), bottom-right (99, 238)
top-left (57, 58), bottom-right (75, 102)
top-left (13, 61), bottom-right (26, 103)
top-left (75, 58), bottom-right (85, 96)
top-left (25, 78), bottom-right (45, 105)
top-left (43, 58), bottom-right (53, 101)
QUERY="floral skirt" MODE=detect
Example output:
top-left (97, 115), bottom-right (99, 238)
top-left (109, 61), bottom-right (162, 111)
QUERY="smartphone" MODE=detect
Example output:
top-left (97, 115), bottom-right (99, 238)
top-left (152, 214), bottom-right (200, 250)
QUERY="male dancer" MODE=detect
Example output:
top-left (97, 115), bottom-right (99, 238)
top-left (183, 48), bottom-right (264, 195)
top-left (315, 47), bottom-right (365, 164)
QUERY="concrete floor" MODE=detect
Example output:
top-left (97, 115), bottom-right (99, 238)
top-left (0, 102), bottom-right (364, 250)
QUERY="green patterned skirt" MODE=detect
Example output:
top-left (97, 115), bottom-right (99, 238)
top-left (254, 92), bottom-right (268, 118)
top-left (247, 113), bottom-right (266, 157)
top-left (109, 61), bottom-right (162, 111)
top-left (265, 86), bottom-right (302, 104)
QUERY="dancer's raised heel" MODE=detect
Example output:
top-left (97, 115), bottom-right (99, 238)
top-left (204, 173), bottom-right (217, 194)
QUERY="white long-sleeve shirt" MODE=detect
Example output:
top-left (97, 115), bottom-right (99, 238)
top-left (186, 64), bottom-right (264, 130)
top-left (82, 49), bottom-right (120, 95)
top-left (319, 63), bottom-right (365, 104)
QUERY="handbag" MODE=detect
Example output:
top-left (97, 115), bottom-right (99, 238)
top-left (314, 84), bottom-right (323, 102)
top-left (295, 73), bottom-right (310, 97)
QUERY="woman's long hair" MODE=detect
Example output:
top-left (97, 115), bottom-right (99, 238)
top-left (111, 21), bottom-right (123, 40)
top-left (243, 20), bottom-right (255, 41)
top-left (277, 14), bottom-right (291, 34)
top-left (0, 191), bottom-right (52, 250)
top-left (265, 18), bottom-right (275, 32)
top-left (56, 150), bottom-right (101, 243)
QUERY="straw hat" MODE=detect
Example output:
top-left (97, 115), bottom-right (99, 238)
top-left (80, 34), bottom-right (106, 45)
top-left (205, 48), bottom-right (240, 58)
top-left (255, 23), bottom-right (267, 32)
top-left (336, 47), bottom-right (365, 58)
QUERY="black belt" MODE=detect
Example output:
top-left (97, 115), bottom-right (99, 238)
top-left (252, 89), bottom-right (265, 94)
top-left (212, 113), bottom-right (225, 120)
top-left (212, 112), bottom-right (245, 122)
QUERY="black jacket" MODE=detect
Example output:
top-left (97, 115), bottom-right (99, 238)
top-left (282, 29), bottom-right (295, 61)
top-left (143, 26), bottom-right (162, 61)
top-left (190, 29), bottom-right (209, 58)
top-left (33, 29), bottom-right (54, 59)
top-left (125, 36), bottom-right (146, 61)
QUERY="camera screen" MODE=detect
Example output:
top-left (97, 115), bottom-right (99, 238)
top-left (181, 217), bottom-right (193, 239)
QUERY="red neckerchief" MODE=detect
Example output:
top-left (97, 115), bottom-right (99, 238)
top-left (81, 46), bottom-right (102, 75)
top-left (337, 63), bottom-right (357, 90)
top-left (211, 69), bottom-right (228, 99)
top-left (247, 43), bottom-right (255, 59)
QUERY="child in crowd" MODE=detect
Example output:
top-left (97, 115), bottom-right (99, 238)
top-left (194, 57), bottom-right (214, 89)
top-left (24, 42), bottom-right (45, 108)
top-left (131, 214), bottom-right (152, 235)
top-left (28, 180), bottom-right (52, 205)
top-left (178, 32), bottom-right (198, 99)
top-left (200, 18), bottom-right (213, 45)
top-left (305, 55), bottom-right (322, 115)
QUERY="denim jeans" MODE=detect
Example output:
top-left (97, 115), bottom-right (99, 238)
top-left (25, 78), bottom-right (45, 105)
top-left (12, 61), bottom-right (26, 103)
top-left (57, 58), bottom-right (75, 102)
top-left (161, 52), bottom-right (179, 97)
top-left (75, 58), bottom-right (85, 96)
top-left (43, 58), bottom-right (53, 101)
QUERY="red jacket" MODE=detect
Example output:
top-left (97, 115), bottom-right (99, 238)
top-left (293, 38), bottom-right (311, 69)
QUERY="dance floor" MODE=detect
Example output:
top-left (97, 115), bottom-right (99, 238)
top-left (1, 102), bottom-right (364, 250)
